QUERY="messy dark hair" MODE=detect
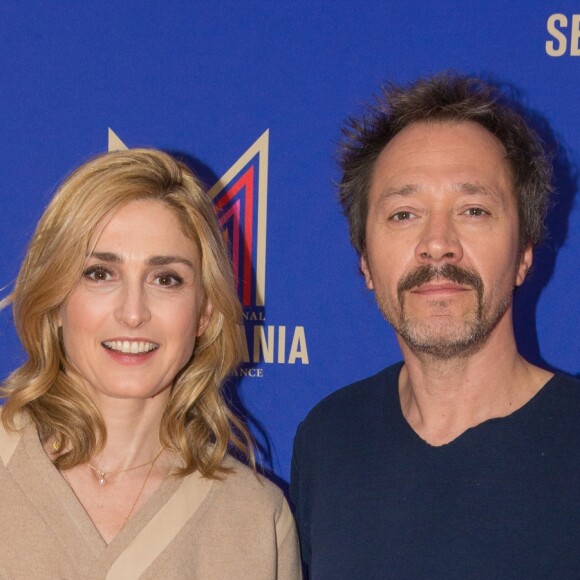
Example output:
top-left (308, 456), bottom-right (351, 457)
top-left (338, 72), bottom-right (552, 256)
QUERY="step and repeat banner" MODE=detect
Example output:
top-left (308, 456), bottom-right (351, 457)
top-left (1, 2), bottom-right (578, 484)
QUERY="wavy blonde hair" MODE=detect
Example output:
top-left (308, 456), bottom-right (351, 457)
top-left (1, 149), bottom-right (254, 477)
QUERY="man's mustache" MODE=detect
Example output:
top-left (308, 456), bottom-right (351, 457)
top-left (397, 264), bottom-right (483, 300)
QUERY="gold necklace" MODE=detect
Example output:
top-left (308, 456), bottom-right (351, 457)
top-left (61, 448), bottom-right (164, 532)
top-left (120, 450), bottom-right (162, 530)
top-left (88, 448), bottom-right (164, 486)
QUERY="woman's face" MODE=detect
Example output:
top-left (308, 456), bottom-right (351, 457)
top-left (58, 199), bottom-right (212, 405)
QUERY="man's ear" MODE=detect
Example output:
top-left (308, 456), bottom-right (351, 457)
top-left (515, 245), bottom-right (533, 287)
top-left (361, 254), bottom-right (374, 290)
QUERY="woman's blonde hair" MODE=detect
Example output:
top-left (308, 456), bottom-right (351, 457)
top-left (1, 148), bottom-right (253, 477)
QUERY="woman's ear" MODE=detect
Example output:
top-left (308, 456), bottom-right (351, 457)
top-left (196, 299), bottom-right (213, 337)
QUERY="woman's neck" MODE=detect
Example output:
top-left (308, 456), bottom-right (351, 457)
top-left (88, 390), bottom-right (169, 471)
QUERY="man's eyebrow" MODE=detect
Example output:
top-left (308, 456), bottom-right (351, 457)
top-left (452, 182), bottom-right (508, 205)
top-left (88, 252), bottom-right (195, 269)
top-left (376, 184), bottom-right (421, 202)
top-left (376, 182), bottom-right (504, 201)
top-left (452, 182), bottom-right (496, 195)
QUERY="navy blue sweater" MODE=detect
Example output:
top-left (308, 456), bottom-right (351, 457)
top-left (291, 363), bottom-right (580, 579)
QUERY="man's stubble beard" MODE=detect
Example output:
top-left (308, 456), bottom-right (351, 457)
top-left (375, 264), bottom-right (513, 360)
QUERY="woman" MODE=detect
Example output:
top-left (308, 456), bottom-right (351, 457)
top-left (0, 149), bottom-right (301, 579)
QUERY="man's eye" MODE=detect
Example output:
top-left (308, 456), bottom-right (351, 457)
top-left (83, 266), bottom-right (112, 282)
top-left (390, 211), bottom-right (416, 221)
top-left (465, 207), bottom-right (488, 217)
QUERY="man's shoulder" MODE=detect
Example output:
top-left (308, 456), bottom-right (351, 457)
top-left (297, 362), bottom-right (402, 434)
top-left (550, 371), bottom-right (580, 390)
top-left (540, 371), bottom-right (580, 416)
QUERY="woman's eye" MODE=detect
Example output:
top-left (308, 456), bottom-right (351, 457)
top-left (83, 266), bottom-right (112, 282)
top-left (155, 273), bottom-right (184, 287)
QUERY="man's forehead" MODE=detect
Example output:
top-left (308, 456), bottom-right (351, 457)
top-left (377, 119), bottom-right (507, 160)
top-left (369, 120), bottom-right (514, 199)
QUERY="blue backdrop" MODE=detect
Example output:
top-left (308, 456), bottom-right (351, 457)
top-left (1, 1), bottom-right (578, 485)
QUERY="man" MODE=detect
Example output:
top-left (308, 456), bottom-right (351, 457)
top-left (290, 74), bottom-right (580, 579)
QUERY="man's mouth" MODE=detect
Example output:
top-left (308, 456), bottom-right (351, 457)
top-left (102, 340), bottom-right (159, 354)
top-left (398, 264), bottom-right (483, 298)
top-left (411, 282), bottom-right (470, 294)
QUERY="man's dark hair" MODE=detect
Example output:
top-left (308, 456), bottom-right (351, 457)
top-left (338, 72), bottom-right (552, 257)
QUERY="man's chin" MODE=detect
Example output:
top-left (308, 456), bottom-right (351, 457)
top-left (397, 321), bottom-right (487, 359)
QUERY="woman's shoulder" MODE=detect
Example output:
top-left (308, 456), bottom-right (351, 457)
top-left (199, 456), bottom-right (296, 549)
top-left (0, 410), bottom-right (30, 466)
top-left (209, 455), bottom-right (287, 511)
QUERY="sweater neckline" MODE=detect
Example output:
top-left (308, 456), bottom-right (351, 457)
top-left (20, 422), bottom-right (183, 552)
top-left (386, 362), bottom-right (560, 449)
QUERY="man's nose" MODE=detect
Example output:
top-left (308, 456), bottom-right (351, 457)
top-left (415, 213), bottom-right (463, 265)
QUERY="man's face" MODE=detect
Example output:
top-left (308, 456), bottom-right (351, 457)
top-left (361, 121), bottom-right (532, 359)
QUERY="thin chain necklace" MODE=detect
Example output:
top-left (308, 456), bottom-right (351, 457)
top-left (61, 448), bottom-right (164, 532)
top-left (119, 450), bottom-right (162, 530)
top-left (88, 448), bottom-right (164, 486)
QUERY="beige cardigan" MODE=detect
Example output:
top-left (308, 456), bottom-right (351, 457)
top-left (0, 420), bottom-right (301, 579)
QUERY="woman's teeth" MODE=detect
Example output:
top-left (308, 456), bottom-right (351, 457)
top-left (102, 340), bottom-right (159, 354)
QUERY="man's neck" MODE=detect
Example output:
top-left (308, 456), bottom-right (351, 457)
top-left (397, 320), bottom-right (553, 446)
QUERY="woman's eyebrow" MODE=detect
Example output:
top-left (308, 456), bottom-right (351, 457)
top-left (89, 251), bottom-right (121, 263)
top-left (146, 255), bottom-right (195, 269)
top-left (88, 252), bottom-right (195, 270)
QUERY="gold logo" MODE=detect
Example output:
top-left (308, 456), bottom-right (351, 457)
top-left (108, 129), bottom-right (309, 376)
top-left (546, 13), bottom-right (580, 56)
